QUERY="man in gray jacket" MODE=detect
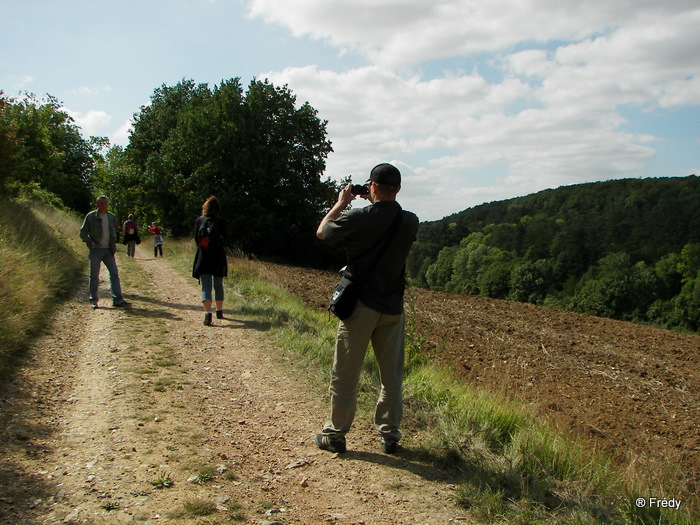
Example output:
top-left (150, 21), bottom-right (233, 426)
top-left (79, 196), bottom-right (129, 308)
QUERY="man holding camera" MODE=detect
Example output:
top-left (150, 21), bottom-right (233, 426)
top-left (315, 163), bottom-right (419, 454)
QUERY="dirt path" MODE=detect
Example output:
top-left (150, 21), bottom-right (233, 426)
top-left (0, 247), bottom-right (467, 524)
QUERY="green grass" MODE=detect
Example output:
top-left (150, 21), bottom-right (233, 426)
top-left (190, 464), bottom-right (215, 484)
top-left (179, 499), bottom-right (217, 517)
top-left (150, 471), bottom-right (174, 489)
top-left (0, 199), bottom-right (85, 378)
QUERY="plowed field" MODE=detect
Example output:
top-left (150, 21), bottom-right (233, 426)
top-left (257, 260), bottom-right (700, 495)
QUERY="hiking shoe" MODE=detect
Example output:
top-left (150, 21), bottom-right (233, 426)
top-left (91, 303), bottom-right (99, 309)
top-left (113, 299), bottom-right (130, 307)
top-left (315, 434), bottom-right (346, 453)
top-left (204, 312), bottom-right (213, 326)
top-left (381, 437), bottom-right (399, 454)
top-left (216, 310), bottom-right (224, 319)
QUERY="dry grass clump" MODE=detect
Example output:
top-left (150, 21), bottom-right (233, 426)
top-left (0, 200), bottom-right (84, 377)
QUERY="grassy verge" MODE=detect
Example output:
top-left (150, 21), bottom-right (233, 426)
top-left (165, 237), bottom-right (697, 524)
top-left (0, 199), bottom-right (85, 378)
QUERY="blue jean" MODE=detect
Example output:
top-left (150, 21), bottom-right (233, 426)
top-left (200, 274), bottom-right (224, 302)
top-left (88, 247), bottom-right (123, 304)
top-left (322, 300), bottom-right (406, 442)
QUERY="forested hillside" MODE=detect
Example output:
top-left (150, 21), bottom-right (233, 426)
top-left (408, 176), bottom-right (700, 331)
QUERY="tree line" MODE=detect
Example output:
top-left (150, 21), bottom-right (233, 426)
top-left (1, 79), bottom-right (342, 265)
top-left (0, 91), bottom-right (105, 211)
top-left (3, 85), bottom-right (699, 332)
top-left (407, 176), bottom-right (700, 332)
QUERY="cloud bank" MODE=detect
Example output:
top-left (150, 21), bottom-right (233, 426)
top-left (248, 0), bottom-right (700, 220)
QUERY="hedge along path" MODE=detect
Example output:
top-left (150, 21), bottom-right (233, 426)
top-left (0, 243), bottom-right (467, 524)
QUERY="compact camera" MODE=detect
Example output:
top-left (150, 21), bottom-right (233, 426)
top-left (351, 184), bottom-right (369, 195)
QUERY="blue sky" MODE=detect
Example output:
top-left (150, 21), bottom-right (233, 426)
top-left (2, 0), bottom-right (699, 221)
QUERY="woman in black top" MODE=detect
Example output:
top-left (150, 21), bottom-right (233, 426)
top-left (192, 196), bottom-right (228, 325)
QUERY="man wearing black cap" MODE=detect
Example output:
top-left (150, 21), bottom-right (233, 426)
top-left (315, 163), bottom-right (419, 454)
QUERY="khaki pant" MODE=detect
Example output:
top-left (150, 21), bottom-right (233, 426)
top-left (322, 300), bottom-right (405, 443)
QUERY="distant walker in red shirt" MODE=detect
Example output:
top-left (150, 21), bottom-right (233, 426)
top-left (148, 221), bottom-right (164, 258)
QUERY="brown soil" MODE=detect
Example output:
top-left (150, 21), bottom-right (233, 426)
top-left (1, 251), bottom-right (698, 524)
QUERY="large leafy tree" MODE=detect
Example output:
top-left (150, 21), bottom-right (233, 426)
top-left (125, 79), bottom-right (213, 227)
top-left (0, 93), bottom-right (99, 211)
top-left (120, 77), bottom-right (336, 264)
top-left (91, 145), bottom-right (144, 223)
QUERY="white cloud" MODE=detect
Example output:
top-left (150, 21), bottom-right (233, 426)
top-left (111, 118), bottom-right (134, 147)
top-left (247, 1), bottom-right (698, 68)
top-left (18, 75), bottom-right (34, 89)
top-left (4, 0), bottom-right (696, 222)
top-left (264, 61), bottom-right (658, 219)
top-left (66, 108), bottom-right (112, 137)
top-left (253, 1), bottom-right (698, 219)
top-left (69, 86), bottom-right (99, 96)
top-left (2, 75), bottom-right (35, 93)
top-left (68, 85), bottom-right (113, 97)
top-left (532, 10), bottom-right (700, 110)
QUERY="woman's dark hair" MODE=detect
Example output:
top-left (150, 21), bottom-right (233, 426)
top-left (202, 196), bottom-right (220, 217)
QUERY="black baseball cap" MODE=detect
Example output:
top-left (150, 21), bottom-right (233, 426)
top-left (368, 163), bottom-right (401, 185)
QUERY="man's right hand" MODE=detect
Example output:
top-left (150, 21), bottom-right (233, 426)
top-left (316, 184), bottom-right (356, 240)
top-left (338, 183), bottom-right (355, 206)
